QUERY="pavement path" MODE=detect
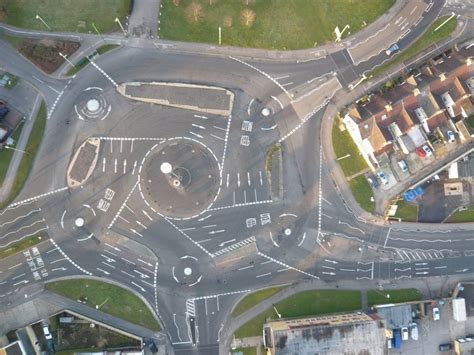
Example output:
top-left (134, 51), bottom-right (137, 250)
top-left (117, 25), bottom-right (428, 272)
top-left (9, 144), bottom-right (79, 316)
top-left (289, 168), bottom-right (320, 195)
top-left (128, 0), bottom-right (160, 39)
top-left (0, 93), bottom-right (41, 205)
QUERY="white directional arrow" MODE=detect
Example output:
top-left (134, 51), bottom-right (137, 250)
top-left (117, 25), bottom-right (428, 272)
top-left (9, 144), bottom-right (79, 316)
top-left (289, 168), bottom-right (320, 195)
top-left (455, 269), bottom-right (469, 273)
top-left (219, 238), bottom-right (236, 247)
top-left (209, 230), bottom-right (225, 235)
top-left (51, 267), bottom-right (67, 272)
top-left (321, 272), bottom-right (336, 276)
top-left (123, 159), bottom-right (127, 174)
top-left (415, 262), bottom-right (428, 266)
top-left (415, 271), bottom-right (429, 275)
top-left (324, 259), bottom-right (338, 264)
top-left (394, 267), bottom-right (412, 272)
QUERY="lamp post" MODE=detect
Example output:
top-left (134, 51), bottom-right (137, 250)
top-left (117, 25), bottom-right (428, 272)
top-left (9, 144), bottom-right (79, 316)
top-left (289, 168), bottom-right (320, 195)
top-left (115, 17), bottom-right (127, 35)
top-left (35, 14), bottom-right (51, 30)
top-left (58, 52), bottom-right (74, 67)
top-left (92, 22), bottom-right (106, 43)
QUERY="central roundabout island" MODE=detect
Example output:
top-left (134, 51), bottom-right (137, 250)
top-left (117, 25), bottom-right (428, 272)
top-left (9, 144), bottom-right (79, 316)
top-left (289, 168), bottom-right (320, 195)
top-left (139, 137), bottom-right (221, 220)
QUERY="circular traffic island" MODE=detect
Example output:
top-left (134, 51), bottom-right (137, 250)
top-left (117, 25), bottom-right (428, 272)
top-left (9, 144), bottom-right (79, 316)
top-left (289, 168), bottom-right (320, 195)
top-left (139, 138), bottom-right (220, 219)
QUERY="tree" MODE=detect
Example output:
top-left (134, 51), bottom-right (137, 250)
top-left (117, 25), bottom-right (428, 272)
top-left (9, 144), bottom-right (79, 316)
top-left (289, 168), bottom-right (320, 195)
top-left (185, 2), bottom-right (204, 23)
top-left (172, 0), bottom-right (180, 6)
top-left (240, 8), bottom-right (256, 27)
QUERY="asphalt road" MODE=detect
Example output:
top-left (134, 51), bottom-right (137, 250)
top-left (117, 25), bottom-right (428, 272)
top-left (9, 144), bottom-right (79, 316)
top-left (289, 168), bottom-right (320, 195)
top-left (0, 1), bottom-right (473, 354)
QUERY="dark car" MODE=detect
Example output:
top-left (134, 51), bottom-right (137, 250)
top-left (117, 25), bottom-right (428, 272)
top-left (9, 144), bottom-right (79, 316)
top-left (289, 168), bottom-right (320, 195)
top-left (439, 343), bottom-right (452, 352)
top-left (145, 339), bottom-right (158, 354)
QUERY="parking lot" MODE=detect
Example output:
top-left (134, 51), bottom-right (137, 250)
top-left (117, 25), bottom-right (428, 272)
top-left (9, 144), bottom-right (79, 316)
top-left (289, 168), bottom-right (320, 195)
top-left (388, 302), bottom-right (474, 354)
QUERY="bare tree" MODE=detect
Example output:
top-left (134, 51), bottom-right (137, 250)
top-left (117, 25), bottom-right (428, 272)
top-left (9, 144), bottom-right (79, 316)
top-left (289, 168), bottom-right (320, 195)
top-left (242, 0), bottom-right (255, 5)
top-left (185, 2), bottom-right (204, 23)
top-left (172, 0), bottom-right (180, 6)
top-left (209, 0), bottom-right (217, 5)
top-left (240, 8), bottom-right (256, 27)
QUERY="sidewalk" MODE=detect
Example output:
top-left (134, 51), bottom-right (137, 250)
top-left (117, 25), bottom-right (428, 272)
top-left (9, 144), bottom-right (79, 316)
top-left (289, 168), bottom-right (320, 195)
top-left (0, 93), bottom-right (41, 205)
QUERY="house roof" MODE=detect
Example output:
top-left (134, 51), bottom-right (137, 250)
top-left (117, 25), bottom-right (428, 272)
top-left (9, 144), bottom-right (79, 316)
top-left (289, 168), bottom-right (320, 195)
top-left (359, 116), bottom-right (389, 152)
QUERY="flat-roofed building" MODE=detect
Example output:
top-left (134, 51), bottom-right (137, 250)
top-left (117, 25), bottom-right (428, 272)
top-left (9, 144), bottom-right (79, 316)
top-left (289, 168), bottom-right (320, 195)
top-left (263, 312), bottom-right (387, 355)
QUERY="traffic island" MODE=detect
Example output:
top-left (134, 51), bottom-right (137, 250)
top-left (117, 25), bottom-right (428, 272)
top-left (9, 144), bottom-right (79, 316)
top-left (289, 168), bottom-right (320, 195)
top-left (67, 137), bottom-right (100, 188)
top-left (117, 82), bottom-right (234, 116)
top-left (265, 143), bottom-right (282, 200)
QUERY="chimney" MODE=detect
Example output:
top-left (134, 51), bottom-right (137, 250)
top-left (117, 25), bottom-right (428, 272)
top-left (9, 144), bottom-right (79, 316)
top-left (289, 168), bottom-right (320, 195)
top-left (439, 73), bottom-right (447, 81)
top-left (385, 104), bottom-right (393, 112)
top-left (413, 88), bottom-right (420, 96)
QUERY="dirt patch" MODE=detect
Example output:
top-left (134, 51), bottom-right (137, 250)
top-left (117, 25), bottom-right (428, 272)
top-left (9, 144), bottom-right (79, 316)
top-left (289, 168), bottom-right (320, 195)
top-left (18, 38), bottom-right (80, 74)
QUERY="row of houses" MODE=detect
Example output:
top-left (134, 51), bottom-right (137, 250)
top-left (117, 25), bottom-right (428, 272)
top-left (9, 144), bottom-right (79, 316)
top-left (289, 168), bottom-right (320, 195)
top-left (343, 44), bottom-right (473, 171)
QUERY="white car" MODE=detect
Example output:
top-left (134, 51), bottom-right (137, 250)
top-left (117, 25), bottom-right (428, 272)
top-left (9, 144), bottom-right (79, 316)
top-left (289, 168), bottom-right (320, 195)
top-left (422, 144), bottom-right (433, 157)
top-left (410, 322), bottom-right (419, 340)
top-left (433, 307), bottom-right (441, 321)
top-left (377, 171), bottom-right (389, 185)
top-left (401, 326), bottom-right (409, 340)
top-left (447, 130), bottom-right (455, 143)
top-left (42, 324), bottom-right (52, 340)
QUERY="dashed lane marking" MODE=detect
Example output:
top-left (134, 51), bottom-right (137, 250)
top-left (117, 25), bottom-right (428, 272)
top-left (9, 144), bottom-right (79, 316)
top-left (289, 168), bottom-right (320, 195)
top-left (9, 187), bottom-right (68, 207)
top-left (50, 239), bottom-right (92, 275)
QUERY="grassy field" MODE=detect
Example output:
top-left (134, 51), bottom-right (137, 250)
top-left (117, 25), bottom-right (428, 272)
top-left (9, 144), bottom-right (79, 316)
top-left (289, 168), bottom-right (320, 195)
top-left (349, 175), bottom-right (374, 212)
top-left (235, 290), bottom-right (361, 338)
top-left (446, 206), bottom-right (474, 223)
top-left (393, 200), bottom-right (418, 222)
top-left (0, 101), bottom-right (46, 208)
top-left (46, 279), bottom-right (161, 331)
top-left (0, 235), bottom-right (43, 259)
top-left (0, 121), bottom-right (24, 185)
top-left (368, 288), bottom-right (421, 306)
top-left (232, 286), bottom-right (286, 317)
top-left (0, 0), bottom-right (131, 33)
top-left (332, 121), bottom-right (368, 177)
top-left (369, 15), bottom-right (457, 78)
top-left (160, 0), bottom-right (395, 50)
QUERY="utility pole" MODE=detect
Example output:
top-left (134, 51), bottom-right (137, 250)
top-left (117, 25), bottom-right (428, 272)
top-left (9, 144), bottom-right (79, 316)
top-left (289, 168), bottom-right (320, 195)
top-left (35, 14), bottom-right (51, 31)
top-left (115, 17), bottom-right (127, 36)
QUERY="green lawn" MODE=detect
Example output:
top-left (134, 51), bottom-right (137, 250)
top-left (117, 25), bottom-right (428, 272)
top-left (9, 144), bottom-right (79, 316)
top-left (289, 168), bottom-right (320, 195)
top-left (0, 101), bottom-right (46, 208)
top-left (332, 121), bottom-right (368, 177)
top-left (368, 288), bottom-right (421, 306)
top-left (232, 286), bottom-right (286, 317)
top-left (446, 205), bottom-right (474, 223)
top-left (160, 0), bottom-right (395, 50)
top-left (349, 175), bottom-right (374, 212)
top-left (0, 0), bottom-right (131, 33)
top-left (467, 114), bottom-right (474, 129)
top-left (0, 121), bottom-right (24, 185)
top-left (46, 279), bottom-right (161, 331)
top-left (369, 15), bottom-right (457, 78)
top-left (393, 200), bottom-right (418, 222)
top-left (2, 72), bottom-right (18, 89)
top-left (0, 235), bottom-right (43, 259)
top-left (235, 290), bottom-right (361, 338)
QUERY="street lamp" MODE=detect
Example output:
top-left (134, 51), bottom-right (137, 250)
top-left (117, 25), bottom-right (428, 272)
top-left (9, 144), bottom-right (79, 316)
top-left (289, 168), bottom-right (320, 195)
top-left (115, 17), bottom-right (127, 36)
top-left (273, 304), bottom-right (282, 318)
top-left (35, 14), bottom-right (51, 30)
top-left (58, 52), bottom-right (74, 67)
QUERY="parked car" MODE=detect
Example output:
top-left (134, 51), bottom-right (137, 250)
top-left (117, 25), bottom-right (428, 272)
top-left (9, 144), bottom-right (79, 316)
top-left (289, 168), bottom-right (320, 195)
top-left (398, 159), bottom-right (408, 173)
top-left (386, 43), bottom-right (400, 56)
top-left (422, 144), bottom-right (433, 157)
top-left (377, 171), bottom-right (389, 185)
top-left (410, 322), bottom-right (419, 340)
top-left (433, 307), bottom-right (441, 321)
top-left (42, 324), bottom-right (52, 340)
top-left (415, 147), bottom-right (426, 158)
top-left (447, 130), bottom-right (456, 143)
top-left (439, 343), bottom-right (452, 352)
top-left (401, 326), bottom-right (409, 340)
top-left (367, 176), bottom-right (379, 188)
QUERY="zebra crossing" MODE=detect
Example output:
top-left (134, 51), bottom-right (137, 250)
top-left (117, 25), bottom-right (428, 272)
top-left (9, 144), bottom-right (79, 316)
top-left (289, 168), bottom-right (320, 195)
top-left (211, 236), bottom-right (256, 258)
top-left (396, 249), bottom-right (446, 262)
top-left (186, 299), bottom-right (196, 317)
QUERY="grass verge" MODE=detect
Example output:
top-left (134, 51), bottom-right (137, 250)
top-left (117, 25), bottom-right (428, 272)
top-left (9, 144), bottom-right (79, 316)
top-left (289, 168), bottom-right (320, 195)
top-left (160, 0), bottom-right (395, 50)
top-left (265, 143), bottom-right (280, 173)
top-left (234, 290), bottom-right (361, 338)
top-left (46, 279), bottom-right (161, 331)
top-left (65, 44), bottom-right (120, 76)
top-left (0, 101), bottom-right (47, 209)
top-left (368, 288), bottom-right (421, 306)
top-left (446, 205), bottom-right (474, 223)
top-left (0, 0), bottom-right (131, 33)
top-left (232, 286), bottom-right (286, 317)
top-left (349, 175), bottom-right (374, 213)
top-left (393, 200), bottom-right (418, 222)
top-left (0, 121), bottom-right (24, 184)
top-left (2, 73), bottom-right (18, 89)
top-left (369, 15), bottom-right (457, 78)
top-left (0, 234), bottom-right (43, 259)
top-left (332, 120), bottom-right (368, 177)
